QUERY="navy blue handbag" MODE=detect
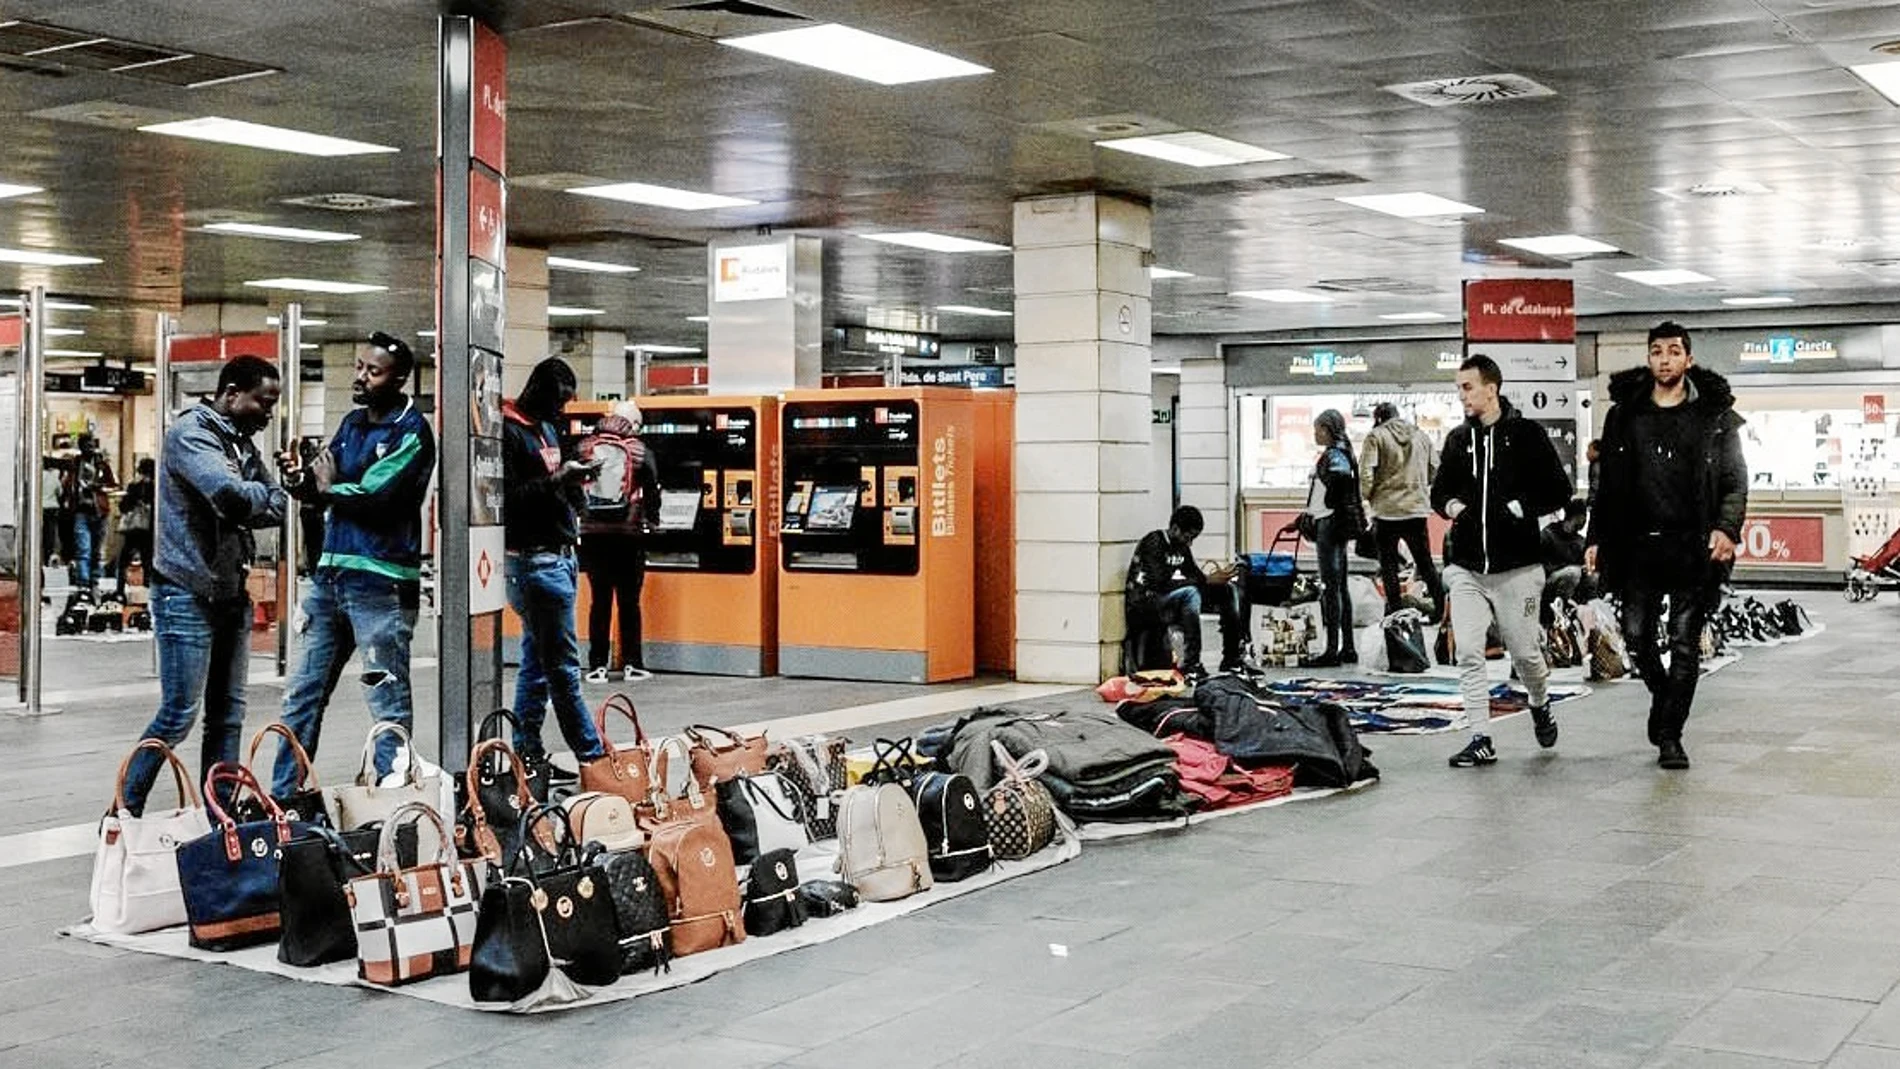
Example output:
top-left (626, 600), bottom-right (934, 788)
top-left (175, 761), bottom-right (314, 951)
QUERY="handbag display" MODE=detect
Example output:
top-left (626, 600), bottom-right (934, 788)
top-left (236, 723), bottom-right (332, 827)
top-left (278, 820), bottom-right (418, 967)
top-left (587, 843), bottom-right (672, 976)
top-left (329, 721), bottom-right (447, 831)
top-left (982, 742), bottom-right (1057, 861)
top-left (174, 762), bottom-right (315, 951)
top-left (768, 734), bottom-right (848, 841)
top-left (346, 802), bottom-right (479, 986)
top-left (684, 723), bottom-right (769, 783)
top-left (715, 770), bottom-right (810, 868)
top-left (578, 694), bottom-right (660, 808)
top-left (90, 739), bottom-right (211, 935)
top-left (1382, 609), bottom-right (1431, 675)
top-left (909, 768), bottom-right (992, 883)
top-left (501, 805), bottom-right (622, 987)
top-left (836, 776), bottom-right (932, 903)
top-left (743, 848), bottom-right (805, 937)
top-left (563, 791), bottom-right (646, 853)
top-left (639, 737), bottom-right (720, 836)
top-left (470, 874), bottom-right (556, 1005)
top-left (647, 813), bottom-right (744, 957)
top-left (453, 711), bottom-right (549, 858)
top-left (459, 737), bottom-right (537, 863)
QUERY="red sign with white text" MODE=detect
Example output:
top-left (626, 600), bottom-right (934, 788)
top-left (1735, 514), bottom-right (1826, 567)
top-left (1464, 279), bottom-right (1576, 342)
top-left (471, 22), bottom-right (507, 173)
top-left (170, 333), bottom-right (278, 363)
top-left (1865, 395), bottom-right (1885, 425)
top-left (469, 169), bottom-right (505, 269)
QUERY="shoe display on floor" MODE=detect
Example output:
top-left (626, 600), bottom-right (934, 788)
top-left (1657, 740), bottom-right (1690, 770)
top-left (1531, 703), bottom-right (1559, 748)
top-left (622, 665), bottom-right (652, 682)
top-left (1449, 735), bottom-right (1497, 768)
top-left (584, 666), bottom-right (610, 683)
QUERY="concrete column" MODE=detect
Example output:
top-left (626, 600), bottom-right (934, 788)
top-left (1012, 193), bottom-right (1152, 684)
top-left (706, 234), bottom-right (822, 394)
top-left (503, 245), bottom-right (548, 394)
top-left (1173, 339), bottom-right (1234, 555)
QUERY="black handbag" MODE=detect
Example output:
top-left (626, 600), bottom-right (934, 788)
top-left (470, 875), bottom-right (554, 1004)
top-left (504, 805), bottom-right (622, 987)
top-left (175, 762), bottom-right (316, 951)
top-left (743, 848), bottom-right (805, 937)
top-left (235, 723), bottom-right (331, 827)
top-left (796, 880), bottom-right (859, 917)
top-left (458, 737), bottom-right (536, 863)
top-left (586, 843), bottom-right (672, 976)
top-left (276, 820), bottom-right (417, 967)
top-left (715, 771), bottom-right (809, 868)
top-left (1383, 611), bottom-right (1430, 674)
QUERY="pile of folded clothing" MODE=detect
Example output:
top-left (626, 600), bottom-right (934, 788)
top-left (1165, 736), bottom-right (1295, 811)
top-left (940, 703), bottom-right (1188, 824)
top-left (1116, 675), bottom-right (1379, 789)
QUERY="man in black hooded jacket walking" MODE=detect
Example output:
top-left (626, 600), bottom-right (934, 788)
top-left (1586, 322), bottom-right (1747, 770)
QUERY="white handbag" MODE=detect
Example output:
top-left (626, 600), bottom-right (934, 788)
top-left (89, 739), bottom-right (211, 934)
top-left (835, 782), bottom-right (932, 902)
top-left (329, 722), bottom-right (447, 830)
top-left (346, 802), bottom-right (479, 986)
top-left (736, 771), bottom-right (810, 859)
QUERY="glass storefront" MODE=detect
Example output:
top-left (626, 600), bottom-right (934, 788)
top-left (1238, 390), bottom-right (1461, 491)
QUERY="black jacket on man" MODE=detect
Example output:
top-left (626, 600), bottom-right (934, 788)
top-left (1586, 365), bottom-right (1747, 591)
top-left (1125, 529), bottom-right (1205, 618)
top-left (1430, 398), bottom-right (1574, 574)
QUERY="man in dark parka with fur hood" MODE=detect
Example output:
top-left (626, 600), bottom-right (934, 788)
top-left (1586, 321), bottom-right (1747, 770)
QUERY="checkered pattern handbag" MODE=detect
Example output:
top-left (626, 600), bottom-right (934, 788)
top-left (982, 742), bottom-right (1056, 861)
top-left (346, 802), bottom-right (479, 987)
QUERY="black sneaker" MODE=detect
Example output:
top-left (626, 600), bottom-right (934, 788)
top-left (1339, 650), bottom-right (1358, 665)
top-left (1658, 740), bottom-right (1690, 770)
top-left (1531, 703), bottom-right (1558, 748)
top-left (1300, 652), bottom-right (1342, 669)
top-left (528, 752), bottom-right (580, 786)
top-left (1449, 735), bottom-right (1497, 768)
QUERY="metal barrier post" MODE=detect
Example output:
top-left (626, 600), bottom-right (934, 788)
top-left (275, 304), bottom-right (301, 678)
top-left (17, 287), bottom-right (45, 712)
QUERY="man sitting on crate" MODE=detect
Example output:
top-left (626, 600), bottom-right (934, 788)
top-left (1124, 505), bottom-right (1249, 680)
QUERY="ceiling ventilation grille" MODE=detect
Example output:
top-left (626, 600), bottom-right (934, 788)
top-left (1166, 172), bottom-right (1366, 196)
top-left (0, 19), bottom-right (278, 88)
top-left (280, 192), bottom-right (417, 213)
top-left (1312, 277), bottom-right (1437, 296)
top-left (621, 1), bottom-right (812, 40)
top-left (1383, 74), bottom-right (1556, 107)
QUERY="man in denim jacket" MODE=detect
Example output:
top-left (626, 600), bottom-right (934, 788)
top-left (120, 356), bottom-right (287, 814)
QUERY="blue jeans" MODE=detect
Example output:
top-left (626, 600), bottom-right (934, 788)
top-left (1155, 583), bottom-right (1248, 668)
top-left (120, 581), bottom-right (252, 815)
top-left (73, 511), bottom-right (105, 587)
top-left (275, 569), bottom-right (418, 797)
top-left (506, 551), bottom-right (604, 762)
top-left (1315, 515), bottom-right (1354, 655)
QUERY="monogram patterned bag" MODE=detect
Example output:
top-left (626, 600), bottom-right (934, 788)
top-left (982, 742), bottom-right (1056, 861)
top-left (767, 734), bottom-right (848, 841)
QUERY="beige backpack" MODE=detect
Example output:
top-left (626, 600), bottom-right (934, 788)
top-left (835, 781), bottom-right (932, 902)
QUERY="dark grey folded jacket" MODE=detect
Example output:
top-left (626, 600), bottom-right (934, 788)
top-left (942, 705), bottom-right (1177, 792)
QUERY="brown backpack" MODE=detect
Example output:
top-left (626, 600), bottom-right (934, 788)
top-left (646, 819), bottom-right (744, 957)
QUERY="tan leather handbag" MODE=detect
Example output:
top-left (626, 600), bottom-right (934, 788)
top-left (647, 815), bottom-right (743, 957)
top-left (684, 724), bottom-right (769, 783)
top-left (578, 694), bottom-right (659, 806)
top-left (562, 791), bottom-right (645, 852)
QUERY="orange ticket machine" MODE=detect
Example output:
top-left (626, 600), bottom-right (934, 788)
top-left (777, 387), bottom-right (974, 683)
top-left (633, 396), bottom-right (779, 676)
top-left (970, 390), bottom-right (1015, 675)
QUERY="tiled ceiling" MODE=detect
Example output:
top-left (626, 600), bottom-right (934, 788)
top-left (0, 0), bottom-right (1898, 360)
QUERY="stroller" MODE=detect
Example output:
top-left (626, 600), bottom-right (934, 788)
top-left (1846, 525), bottom-right (1900, 602)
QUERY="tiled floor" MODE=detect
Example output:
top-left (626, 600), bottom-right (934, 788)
top-left (4, 591), bottom-right (1899, 1067)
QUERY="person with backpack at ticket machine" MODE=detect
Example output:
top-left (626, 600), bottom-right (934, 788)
top-left (577, 402), bottom-right (662, 683)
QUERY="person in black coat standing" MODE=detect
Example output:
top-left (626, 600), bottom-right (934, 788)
top-left (1586, 322), bottom-right (1747, 770)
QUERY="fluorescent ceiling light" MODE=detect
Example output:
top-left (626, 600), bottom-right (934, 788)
top-left (547, 306), bottom-right (606, 317)
top-left (1498, 234), bottom-right (1621, 256)
top-left (1150, 267), bottom-right (1194, 280)
top-left (547, 255), bottom-right (641, 275)
top-left (139, 117), bottom-right (398, 157)
top-left (265, 315), bottom-right (329, 327)
top-left (43, 327), bottom-right (84, 337)
top-left (244, 277), bottom-right (387, 295)
top-left (200, 222), bottom-right (359, 243)
top-left (1850, 61), bottom-right (1900, 106)
top-left (417, 330), bottom-right (437, 338)
top-left (1097, 131), bottom-right (1289, 168)
top-left (1722, 296), bottom-right (1795, 306)
top-left (0, 183), bottom-right (42, 200)
top-left (721, 24), bottom-right (991, 86)
top-left (1232, 289), bottom-right (1334, 303)
top-left (0, 247), bottom-right (101, 267)
top-left (567, 182), bottom-right (757, 211)
top-left (861, 232), bottom-right (1010, 253)
top-left (685, 315), bottom-right (710, 323)
top-left (1337, 192), bottom-right (1484, 218)
top-left (1379, 311), bottom-right (1450, 321)
top-left (936, 304), bottom-right (1012, 317)
top-left (627, 344), bottom-right (702, 354)
top-left (299, 343), bottom-right (319, 351)
top-left (45, 349), bottom-right (101, 357)
top-left (1616, 268), bottom-right (1715, 286)
top-left (0, 297), bottom-right (93, 310)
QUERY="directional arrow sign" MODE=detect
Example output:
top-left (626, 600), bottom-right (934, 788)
top-left (1502, 383), bottom-right (1580, 419)
top-left (1465, 342), bottom-right (1578, 383)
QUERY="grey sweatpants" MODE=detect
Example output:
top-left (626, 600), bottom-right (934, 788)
top-left (1444, 563), bottom-right (1550, 734)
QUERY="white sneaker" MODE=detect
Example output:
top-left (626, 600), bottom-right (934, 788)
top-left (585, 666), bottom-right (610, 683)
top-left (622, 666), bottom-right (652, 682)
